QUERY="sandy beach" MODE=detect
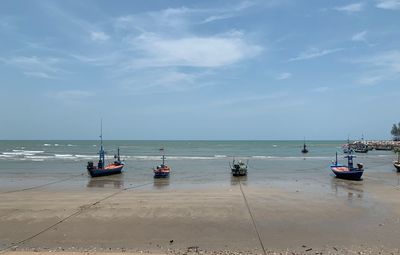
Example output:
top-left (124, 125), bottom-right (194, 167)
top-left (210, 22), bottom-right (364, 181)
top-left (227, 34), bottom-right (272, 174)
top-left (1, 165), bottom-right (400, 255)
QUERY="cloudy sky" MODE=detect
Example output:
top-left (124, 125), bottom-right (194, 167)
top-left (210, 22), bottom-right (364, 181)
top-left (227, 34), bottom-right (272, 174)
top-left (1, 0), bottom-right (399, 140)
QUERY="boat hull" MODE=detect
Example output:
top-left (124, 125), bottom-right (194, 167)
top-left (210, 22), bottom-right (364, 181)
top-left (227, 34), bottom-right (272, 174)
top-left (153, 165), bottom-right (170, 178)
top-left (231, 169), bottom-right (247, 176)
top-left (88, 165), bottom-right (124, 177)
top-left (154, 172), bottom-right (170, 178)
top-left (330, 165), bottom-right (363, 180)
top-left (394, 162), bottom-right (400, 172)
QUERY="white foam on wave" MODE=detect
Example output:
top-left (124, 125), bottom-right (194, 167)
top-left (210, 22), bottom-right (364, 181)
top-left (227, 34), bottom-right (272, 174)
top-left (252, 156), bottom-right (267, 159)
top-left (13, 150), bottom-right (44, 154)
top-left (214, 155), bottom-right (227, 158)
top-left (75, 154), bottom-right (98, 159)
top-left (3, 152), bottom-right (35, 156)
top-left (43, 144), bottom-right (51, 146)
top-left (0, 155), bottom-right (13, 158)
top-left (54, 154), bottom-right (75, 158)
top-left (3, 150), bottom-right (44, 156)
top-left (26, 156), bottom-right (54, 159)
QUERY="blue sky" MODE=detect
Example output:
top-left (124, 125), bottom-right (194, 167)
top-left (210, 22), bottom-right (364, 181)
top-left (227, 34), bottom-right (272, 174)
top-left (1, 0), bottom-right (399, 140)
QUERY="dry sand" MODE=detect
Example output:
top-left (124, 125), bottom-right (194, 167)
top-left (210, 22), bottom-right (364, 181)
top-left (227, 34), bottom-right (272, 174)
top-left (1, 172), bottom-right (400, 255)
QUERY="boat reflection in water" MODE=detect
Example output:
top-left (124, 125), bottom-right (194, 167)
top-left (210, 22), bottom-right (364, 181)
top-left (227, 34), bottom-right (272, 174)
top-left (153, 177), bottom-right (170, 189)
top-left (230, 175), bottom-right (247, 186)
top-left (331, 178), bottom-right (363, 201)
top-left (87, 174), bottom-right (124, 188)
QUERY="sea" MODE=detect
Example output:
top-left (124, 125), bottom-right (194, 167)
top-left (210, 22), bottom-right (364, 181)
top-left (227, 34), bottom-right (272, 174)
top-left (0, 140), bottom-right (397, 192)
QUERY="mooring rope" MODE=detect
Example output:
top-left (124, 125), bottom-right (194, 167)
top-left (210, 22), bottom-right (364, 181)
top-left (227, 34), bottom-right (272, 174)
top-left (0, 174), bottom-right (84, 195)
top-left (238, 179), bottom-right (267, 255)
top-left (0, 181), bottom-right (153, 253)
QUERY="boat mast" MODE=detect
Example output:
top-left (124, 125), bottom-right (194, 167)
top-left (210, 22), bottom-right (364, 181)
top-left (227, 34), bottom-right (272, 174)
top-left (160, 147), bottom-right (165, 166)
top-left (335, 152), bottom-right (338, 165)
top-left (99, 119), bottom-right (105, 167)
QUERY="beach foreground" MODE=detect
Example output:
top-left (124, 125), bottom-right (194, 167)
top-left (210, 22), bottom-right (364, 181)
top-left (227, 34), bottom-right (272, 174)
top-left (1, 162), bottom-right (400, 255)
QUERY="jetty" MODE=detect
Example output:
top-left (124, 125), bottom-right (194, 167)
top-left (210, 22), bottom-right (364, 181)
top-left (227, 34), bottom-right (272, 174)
top-left (348, 140), bottom-right (400, 151)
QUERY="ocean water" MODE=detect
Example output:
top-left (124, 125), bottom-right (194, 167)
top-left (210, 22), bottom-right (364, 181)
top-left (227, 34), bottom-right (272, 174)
top-left (0, 140), bottom-right (397, 191)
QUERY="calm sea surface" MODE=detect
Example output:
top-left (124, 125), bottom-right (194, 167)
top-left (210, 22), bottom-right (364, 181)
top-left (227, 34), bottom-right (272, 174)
top-left (0, 140), bottom-right (397, 191)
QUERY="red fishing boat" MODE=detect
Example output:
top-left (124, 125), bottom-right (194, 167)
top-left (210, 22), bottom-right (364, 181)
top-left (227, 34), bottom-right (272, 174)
top-left (153, 148), bottom-right (170, 178)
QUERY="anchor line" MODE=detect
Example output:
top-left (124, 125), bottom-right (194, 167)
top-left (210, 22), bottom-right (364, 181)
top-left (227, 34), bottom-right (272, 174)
top-left (238, 180), bottom-right (267, 255)
top-left (0, 181), bottom-right (153, 254)
top-left (0, 174), bottom-right (84, 195)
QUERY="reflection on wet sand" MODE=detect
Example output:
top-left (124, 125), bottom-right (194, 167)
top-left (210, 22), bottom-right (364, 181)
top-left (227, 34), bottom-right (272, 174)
top-left (230, 175), bottom-right (247, 186)
top-left (87, 175), bottom-right (124, 188)
top-left (331, 178), bottom-right (364, 200)
top-left (153, 178), bottom-right (170, 189)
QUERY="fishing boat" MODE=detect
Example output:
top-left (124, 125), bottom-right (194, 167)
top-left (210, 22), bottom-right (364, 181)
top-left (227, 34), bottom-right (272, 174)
top-left (153, 148), bottom-right (170, 178)
top-left (354, 135), bottom-right (368, 153)
top-left (330, 152), bottom-right (364, 180)
top-left (354, 144), bottom-right (368, 153)
top-left (394, 151), bottom-right (400, 172)
top-left (343, 137), bottom-right (353, 154)
top-left (230, 158), bottom-right (248, 176)
top-left (301, 140), bottom-right (308, 153)
top-left (86, 123), bottom-right (124, 178)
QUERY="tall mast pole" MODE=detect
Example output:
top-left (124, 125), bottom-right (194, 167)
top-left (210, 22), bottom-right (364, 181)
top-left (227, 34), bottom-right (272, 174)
top-left (99, 119), bottom-right (105, 165)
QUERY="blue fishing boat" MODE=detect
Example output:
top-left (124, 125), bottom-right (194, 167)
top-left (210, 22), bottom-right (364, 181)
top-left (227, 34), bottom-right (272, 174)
top-left (86, 122), bottom-right (124, 177)
top-left (330, 152), bottom-right (364, 180)
top-left (153, 148), bottom-right (170, 178)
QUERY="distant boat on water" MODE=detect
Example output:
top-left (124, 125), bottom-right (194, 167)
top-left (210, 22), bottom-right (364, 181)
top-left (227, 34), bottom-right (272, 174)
top-left (153, 148), bottom-right (170, 178)
top-left (330, 152), bottom-right (364, 180)
top-left (86, 121), bottom-right (124, 177)
top-left (301, 139), bottom-right (308, 154)
top-left (230, 158), bottom-right (248, 176)
top-left (354, 134), bottom-right (368, 153)
top-left (343, 137), bottom-right (353, 154)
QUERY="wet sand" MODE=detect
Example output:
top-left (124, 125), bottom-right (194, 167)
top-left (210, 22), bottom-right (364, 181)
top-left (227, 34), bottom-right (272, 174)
top-left (1, 165), bottom-right (400, 254)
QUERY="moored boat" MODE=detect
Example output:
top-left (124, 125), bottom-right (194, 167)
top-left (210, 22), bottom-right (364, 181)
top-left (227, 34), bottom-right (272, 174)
top-left (230, 158), bottom-right (248, 176)
top-left (153, 148), bottom-right (170, 178)
top-left (343, 137), bottom-right (353, 154)
top-left (301, 140), bottom-right (308, 154)
top-left (330, 152), bottom-right (364, 180)
top-left (394, 151), bottom-right (400, 172)
top-left (86, 123), bottom-right (124, 177)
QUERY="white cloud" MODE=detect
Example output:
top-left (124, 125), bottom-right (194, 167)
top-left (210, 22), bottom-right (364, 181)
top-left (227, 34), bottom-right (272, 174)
top-left (49, 90), bottom-right (95, 100)
top-left (202, 14), bottom-right (234, 24)
top-left (376, 0), bottom-right (400, 9)
top-left (1, 56), bottom-right (63, 79)
top-left (312, 87), bottom-right (330, 93)
top-left (334, 3), bottom-right (364, 13)
top-left (127, 33), bottom-right (263, 68)
top-left (276, 72), bottom-right (292, 80)
top-left (215, 91), bottom-right (289, 106)
top-left (352, 31), bottom-right (367, 42)
top-left (354, 50), bottom-right (400, 85)
top-left (120, 69), bottom-right (211, 94)
top-left (287, 48), bottom-right (343, 62)
top-left (90, 31), bottom-right (109, 42)
top-left (23, 72), bottom-right (54, 79)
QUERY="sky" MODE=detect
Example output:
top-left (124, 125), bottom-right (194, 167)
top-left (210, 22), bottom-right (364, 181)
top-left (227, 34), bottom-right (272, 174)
top-left (0, 0), bottom-right (400, 140)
